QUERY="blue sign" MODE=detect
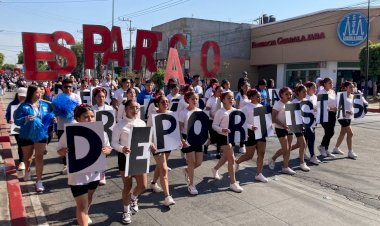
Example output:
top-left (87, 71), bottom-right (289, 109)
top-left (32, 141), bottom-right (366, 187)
top-left (337, 12), bottom-right (369, 47)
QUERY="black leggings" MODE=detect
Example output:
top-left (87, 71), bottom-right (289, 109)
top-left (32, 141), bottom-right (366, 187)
top-left (321, 111), bottom-right (336, 150)
top-left (57, 130), bottom-right (66, 166)
top-left (14, 134), bottom-right (24, 163)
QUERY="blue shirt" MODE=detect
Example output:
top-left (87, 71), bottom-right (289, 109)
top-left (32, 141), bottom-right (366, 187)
top-left (258, 88), bottom-right (269, 106)
top-left (137, 90), bottom-right (153, 105)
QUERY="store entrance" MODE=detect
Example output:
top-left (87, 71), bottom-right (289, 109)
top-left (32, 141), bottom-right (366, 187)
top-left (337, 70), bottom-right (361, 89)
top-left (286, 70), bottom-right (320, 88)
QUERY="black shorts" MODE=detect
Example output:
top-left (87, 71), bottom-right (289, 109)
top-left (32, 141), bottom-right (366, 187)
top-left (245, 129), bottom-right (266, 146)
top-left (70, 180), bottom-right (100, 198)
top-left (275, 128), bottom-right (290, 138)
top-left (118, 152), bottom-right (127, 171)
top-left (338, 119), bottom-right (351, 127)
top-left (181, 134), bottom-right (203, 153)
top-left (19, 137), bottom-right (48, 147)
top-left (294, 132), bottom-right (304, 138)
top-left (215, 133), bottom-right (228, 147)
top-left (209, 120), bottom-right (218, 144)
top-left (153, 150), bottom-right (171, 156)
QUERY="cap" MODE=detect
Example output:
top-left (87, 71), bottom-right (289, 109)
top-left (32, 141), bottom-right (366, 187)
top-left (17, 87), bottom-right (27, 97)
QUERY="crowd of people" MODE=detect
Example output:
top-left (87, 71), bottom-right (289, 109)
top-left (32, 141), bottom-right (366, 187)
top-left (5, 71), bottom-right (366, 225)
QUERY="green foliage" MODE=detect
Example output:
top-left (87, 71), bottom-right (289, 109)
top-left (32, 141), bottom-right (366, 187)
top-left (2, 64), bottom-right (15, 70)
top-left (71, 42), bottom-right (84, 77)
top-left (17, 51), bottom-right (24, 64)
top-left (359, 42), bottom-right (380, 77)
top-left (114, 66), bottom-right (122, 75)
top-left (0, 52), bottom-right (4, 66)
top-left (150, 68), bottom-right (165, 89)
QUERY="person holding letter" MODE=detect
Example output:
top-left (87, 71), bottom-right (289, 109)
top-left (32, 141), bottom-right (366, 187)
top-left (146, 96), bottom-right (176, 206)
top-left (235, 81), bottom-right (250, 154)
top-left (178, 91), bottom-right (204, 195)
top-left (205, 85), bottom-right (223, 158)
top-left (289, 85), bottom-right (310, 172)
top-left (57, 104), bottom-right (112, 226)
top-left (235, 89), bottom-right (269, 182)
top-left (305, 82), bottom-right (321, 165)
top-left (211, 91), bottom-right (244, 193)
top-left (112, 100), bottom-right (155, 224)
top-left (117, 88), bottom-right (139, 122)
top-left (166, 84), bottom-right (181, 102)
top-left (332, 81), bottom-right (358, 159)
top-left (14, 85), bottom-right (55, 192)
top-left (318, 78), bottom-right (337, 158)
top-left (268, 87), bottom-right (296, 175)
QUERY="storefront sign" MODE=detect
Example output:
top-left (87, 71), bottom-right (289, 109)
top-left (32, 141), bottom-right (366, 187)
top-left (251, 32), bottom-right (325, 48)
top-left (337, 12), bottom-right (369, 47)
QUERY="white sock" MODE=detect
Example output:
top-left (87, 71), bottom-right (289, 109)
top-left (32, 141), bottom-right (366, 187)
top-left (124, 205), bottom-right (130, 212)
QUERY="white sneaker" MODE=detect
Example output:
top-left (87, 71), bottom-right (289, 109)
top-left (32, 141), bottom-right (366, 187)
top-left (304, 153), bottom-right (310, 160)
top-left (62, 166), bottom-right (68, 175)
top-left (99, 174), bottom-right (106, 186)
top-left (235, 163), bottom-right (240, 172)
top-left (129, 198), bottom-right (139, 214)
top-left (167, 167), bottom-right (172, 171)
top-left (281, 167), bottom-right (296, 175)
top-left (300, 163), bottom-right (310, 172)
top-left (88, 216), bottom-right (93, 225)
top-left (332, 147), bottom-right (344, 155)
top-left (326, 150), bottom-right (335, 158)
top-left (229, 182), bottom-right (244, 193)
top-left (150, 182), bottom-right (163, 193)
top-left (319, 145), bottom-right (327, 157)
top-left (268, 159), bottom-right (276, 170)
top-left (163, 195), bottom-right (175, 206)
top-left (18, 162), bottom-right (25, 171)
top-left (239, 146), bottom-right (246, 154)
top-left (183, 168), bottom-right (189, 183)
top-left (211, 168), bottom-right (222, 180)
top-left (348, 150), bottom-right (358, 159)
top-left (188, 185), bottom-right (198, 195)
top-left (309, 155), bottom-right (321, 165)
top-left (24, 171), bottom-right (31, 182)
top-left (35, 180), bottom-right (45, 192)
top-left (255, 173), bottom-right (268, 183)
top-left (122, 210), bottom-right (132, 224)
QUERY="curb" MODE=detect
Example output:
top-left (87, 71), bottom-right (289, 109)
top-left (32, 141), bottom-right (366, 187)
top-left (0, 101), bottom-right (28, 226)
top-left (368, 108), bottom-right (380, 113)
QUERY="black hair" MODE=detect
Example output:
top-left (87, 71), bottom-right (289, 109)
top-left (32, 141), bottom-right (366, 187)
top-left (62, 78), bottom-right (73, 85)
top-left (25, 85), bottom-right (39, 103)
top-left (221, 79), bottom-right (230, 89)
top-left (247, 88), bottom-right (259, 99)
top-left (192, 74), bottom-right (200, 79)
top-left (258, 79), bottom-right (267, 86)
top-left (74, 104), bottom-right (94, 119)
top-left (239, 81), bottom-right (250, 96)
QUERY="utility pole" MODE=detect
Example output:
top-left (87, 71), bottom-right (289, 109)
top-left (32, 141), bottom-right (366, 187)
top-left (119, 17), bottom-right (136, 72)
top-left (365, 0), bottom-right (370, 98)
top-left (109, 0), bottom-right (115, 79)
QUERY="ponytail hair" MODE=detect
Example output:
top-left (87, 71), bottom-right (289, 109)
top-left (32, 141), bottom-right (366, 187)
top-left (247, 88), bottom-right (259, 99)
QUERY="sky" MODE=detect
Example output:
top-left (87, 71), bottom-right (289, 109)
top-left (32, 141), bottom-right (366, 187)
top-left (0, 0), bottom-right (375, 64)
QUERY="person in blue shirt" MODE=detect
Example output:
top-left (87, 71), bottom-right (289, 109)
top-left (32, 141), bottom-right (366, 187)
top-left (137, 80), bottom-right (154, 105)
top-left (257, 79), bottom-right (270, 106)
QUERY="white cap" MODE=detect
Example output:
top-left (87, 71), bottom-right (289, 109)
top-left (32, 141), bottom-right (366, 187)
top-left (17, 87), bottom-right (27, 97)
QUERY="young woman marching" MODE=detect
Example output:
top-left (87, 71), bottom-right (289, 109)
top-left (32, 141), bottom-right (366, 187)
top-left (235, 89), bottom-right (268, 182)
top-left (178, 91), bottom-right (204, 195)
top-left (305, 82), bottom-right (321, 165)
top-left (146, 96), bottom-right (176, 206)
top-left (235, 81), bottom-right (250, 153)
top-left (318, 78), bottom-right (337, 158)
top-left (332, 81), bottom-right (357, 159)
top-left (205, 85), bottom-right (223, 158)
top-left (112, 100), bottom-right (156, 224)
top-left (211, 91), bottom-right (244, 192)
top-left (268, 87), bottom-right (296, 175)
top-left (57, 104), bottom-right (112, 226)
top-left (289, 85), bottom-right (310, 171)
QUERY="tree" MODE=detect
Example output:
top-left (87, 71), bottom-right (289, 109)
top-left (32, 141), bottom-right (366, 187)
top-left (2, 64), bottom-right (15, 70)
top-left (17, 51), bottom-right (24, 64)
top-left (359, 42), bottom-right (380, 78)
top-left (0, 52), bottom-right (4, 67)
top-left (71, 42), bottom-right (84, 77)
top-left (150, 68), bottom-right (165, 89)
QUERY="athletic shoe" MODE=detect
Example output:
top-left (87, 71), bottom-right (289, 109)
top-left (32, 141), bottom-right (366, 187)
top-left (35, 180), bottom-right (45, 192)
top-left (318, 145), bottom-right (327, 157)
top-left (122, 210), bottom-right (132, 224)
top-left (183, 168), bottom-right (189, 183)
top-left (24, 171), bottom-right (31, 182)
top-left (61, 166), bottom-right (68, 175)
top-left (150, 182), bottom-right (163, 193)
top-left (163, 196), bottom-right (175, 206)
top-left (229, 182), bottom-right (244, 193)
top-left (129, 198), bottom-right (139, 214)
top-left (188, 185), bottom-right (198, 195)
top-left (332, 147), bottom-right (344, 155)
top-left (348, 150), bottom-right (358, 160)
top-left (255, 173), bottom-right (269, 183)
top-left (99, 174), bottom-right (106, 186)
top-left (239, 146), bottom-right (246, 154)
top-left (304, 153), bottom-right (310, 160)
top-left (325, 150), bottom-right (335, 158)
top-left (309, 155), bottom-right (320, 165)
top-left (211, 168), bottom-right (221, 180)
top-left (268, 159), bottom-right (276, 170)
top-left (281, 167), bottom-right (296, 175)
top-left (18, 162), bottom-right (25, 171)
top-left (235, 163), bottom-right (240, 172)
top-left (300, 163), bottom-right (310, 172)
top-left (88, 216), bottom-right (93, 225)
top-left (167, 167), bottom-right (172, 171)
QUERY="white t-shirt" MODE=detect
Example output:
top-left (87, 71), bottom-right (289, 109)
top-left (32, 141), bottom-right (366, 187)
top-left (193, 85), bottom-right (203, 96)
top-left (111, 117), bottom-right (146, 153)
top-left (55, 93), bottom-right (82, 130)
top-left (93, 104), bottom-right (114, 111)
top-left (177, 96), bottom-right (188, 113)
top-left (204, 87), bottom-right (213, 100)
top-left (212, 107), bottom-right (235, 135)
top-left (57, 128), bottom-right (110, 186)
top-left (113, 88), bottom-right (128, 106)
top-left (242, 102), bottom-right (262, 131)
top-left (319, 89), bottom-right (336, 110)
top-left (178, 107), bottom-right (202, 135)
top-left (235, 92), bottom-right (250, 109)
top-left (272, 100), bottom-right (288, 129)
top-left (167, 93), bottom-right (181, 102)
top-left (206, 96), bottom-right (222, 119)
